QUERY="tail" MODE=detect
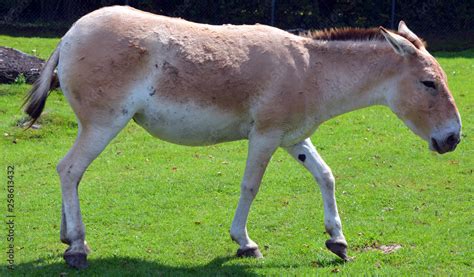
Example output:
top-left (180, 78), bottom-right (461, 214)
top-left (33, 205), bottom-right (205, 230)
top-left (23, 42), bottom-right (61, 128)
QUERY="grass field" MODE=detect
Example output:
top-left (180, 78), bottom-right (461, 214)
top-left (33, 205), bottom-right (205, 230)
top-left (1, 35), bottom-right (473, 275)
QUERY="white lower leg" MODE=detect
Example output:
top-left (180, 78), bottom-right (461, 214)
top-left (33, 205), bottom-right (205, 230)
top-left (57, 148), bottom-right (91, 254)
top-left (319, 181), bottom-right (345, 243)
top-left (58, 124), bottom-right (128, 256)
top-left (230, 192), bottom-right (259, 249)
top-left (285, 138), bottom-right (346, 243)
top-left (230, 131), bottom-right (280, 252)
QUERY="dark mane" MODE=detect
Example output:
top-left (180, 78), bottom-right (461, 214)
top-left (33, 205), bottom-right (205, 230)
top-left (301, 27), bottom-right (426, 49)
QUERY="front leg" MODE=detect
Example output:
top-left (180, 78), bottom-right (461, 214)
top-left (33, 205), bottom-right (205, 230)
top-left (230, 131), bottom-right (281, 258)
top-left (285, 138), bottom-right (349, 261)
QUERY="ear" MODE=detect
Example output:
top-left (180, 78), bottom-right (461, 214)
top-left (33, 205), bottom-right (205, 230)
top-left (398, 21), bottom-right (418, 39)
top-left (379, 27), bottom-right (417, 56)
top-left (398, 21), bottom-right (425, 49)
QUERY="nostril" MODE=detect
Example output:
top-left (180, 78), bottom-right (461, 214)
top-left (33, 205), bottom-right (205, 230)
top-left (446, 133), bottom-right (459, 147)
top-left (431, 137), bottom-right (441, 152)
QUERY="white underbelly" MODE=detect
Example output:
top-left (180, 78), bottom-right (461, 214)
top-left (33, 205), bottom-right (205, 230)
top-left (134, 99), bottom-right (251, 146)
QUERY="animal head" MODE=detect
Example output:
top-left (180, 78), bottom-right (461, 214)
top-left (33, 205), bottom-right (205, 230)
top-left (381, 21), bottom-right (461, 154)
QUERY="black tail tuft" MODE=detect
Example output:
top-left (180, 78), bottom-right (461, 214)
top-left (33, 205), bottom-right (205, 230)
top-left (21, 44), bottom-right (61, 128)
top-left (23, 82), bottom-right (49, 125)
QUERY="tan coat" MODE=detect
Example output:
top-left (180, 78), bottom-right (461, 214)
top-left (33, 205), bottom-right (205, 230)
top-left (23, 6), bottom-right (461, 269)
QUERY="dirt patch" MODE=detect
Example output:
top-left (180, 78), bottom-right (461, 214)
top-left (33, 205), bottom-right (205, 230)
top-left (364, 244), bottom-right (402, 254)
top-left (0, 46), bottom-right (44, 84)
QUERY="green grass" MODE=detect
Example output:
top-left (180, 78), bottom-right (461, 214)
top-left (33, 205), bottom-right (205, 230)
top-left (1, 36), bottom-right (473, 276)
top-left (0, 35), bottom-right (60, 59)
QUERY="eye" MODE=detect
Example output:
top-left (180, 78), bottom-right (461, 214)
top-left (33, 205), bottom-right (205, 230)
top-left (421, 81), bottom-right (436, 89)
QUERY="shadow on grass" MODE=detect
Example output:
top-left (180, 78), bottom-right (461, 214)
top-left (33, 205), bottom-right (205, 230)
top-left (5, 254), bottom-right (346, 275)
top-left (7, 256), bottom-right (253, 276)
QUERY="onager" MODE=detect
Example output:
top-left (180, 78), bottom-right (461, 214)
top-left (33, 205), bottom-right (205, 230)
top-left (24, 6), bottom-right (461, 269)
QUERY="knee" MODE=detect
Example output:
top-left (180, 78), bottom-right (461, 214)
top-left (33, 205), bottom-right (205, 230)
top-left (56, 159), bottom-right (68, 175)
top-left (57, 159), bottom-right (82, 183)
top-left (241, 184), bottom-right (258, 198)
top-left (57, 159), bottom-right (73, 175)
top-left (318, 170), bottom-right (335, 188)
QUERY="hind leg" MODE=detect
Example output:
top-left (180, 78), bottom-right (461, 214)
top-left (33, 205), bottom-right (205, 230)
top-left (57, 116), bottom-right (131, 269)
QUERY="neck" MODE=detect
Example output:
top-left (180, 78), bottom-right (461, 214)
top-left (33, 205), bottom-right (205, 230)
top-left (304, 40), bottom-right (401, 123)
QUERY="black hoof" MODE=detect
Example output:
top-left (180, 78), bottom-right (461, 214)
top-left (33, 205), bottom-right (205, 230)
top-left (325, 239), bottom-right (350, 261)
top-left (236, 247), bottom-right (263, 258)
top-left (64, 251), bottom-right (88, 269)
